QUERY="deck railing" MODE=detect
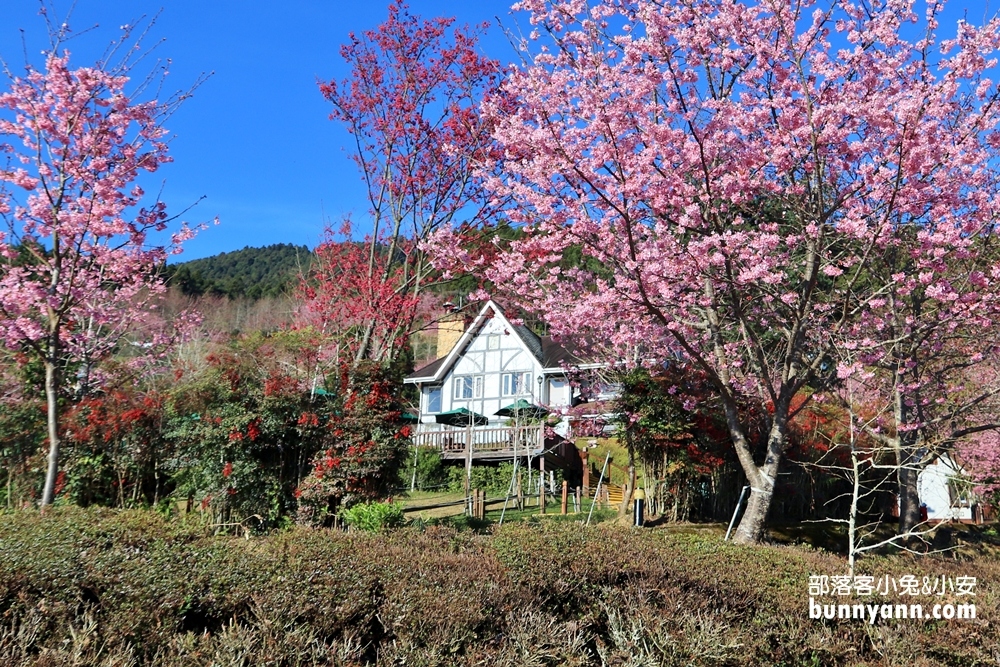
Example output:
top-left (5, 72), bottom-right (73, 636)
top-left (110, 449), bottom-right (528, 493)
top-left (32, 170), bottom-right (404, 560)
top-left (413, 424), bottom-right (544, 455)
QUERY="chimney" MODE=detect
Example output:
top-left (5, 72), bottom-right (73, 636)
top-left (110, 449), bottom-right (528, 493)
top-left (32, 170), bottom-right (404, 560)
top-left (436, 311), bottom-right (466, 359)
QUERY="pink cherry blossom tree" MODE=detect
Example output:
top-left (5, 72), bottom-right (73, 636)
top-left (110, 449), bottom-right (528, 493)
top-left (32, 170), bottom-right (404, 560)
top-left (960, 429), bottom-right (1000, 499)
top-left (832, 237), bottom-right (1000, 534)
top-left (430, 0), bottom-right (1000, 543)
top-left (0, 22), bottom-right (201, 506)
top-left (315, 3), bottom-right (503, 368)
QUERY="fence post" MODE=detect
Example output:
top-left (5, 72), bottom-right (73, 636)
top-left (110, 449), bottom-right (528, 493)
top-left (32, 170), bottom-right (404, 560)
top-left (587, 452), bottom-right (611, 525)
top-left (464, 431), bottom-right (473, 510)
top-left (537, 454), bottom-right (545, 509)
top-left (561, 480), bottom-right (568, 515)
top-left (633, 487), bottom-right (646, 527)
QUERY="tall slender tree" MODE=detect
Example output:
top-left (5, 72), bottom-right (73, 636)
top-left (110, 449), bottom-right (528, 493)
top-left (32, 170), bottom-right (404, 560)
top-left (834, 233), bottom-right (1000, 534)
top-left (313, 3), bottom-right (503, 368)
top-left (0, 22), bottom-right (201, 506)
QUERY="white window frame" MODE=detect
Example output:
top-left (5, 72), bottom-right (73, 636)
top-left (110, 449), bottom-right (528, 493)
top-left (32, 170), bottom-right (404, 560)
top-left (425, 385), bottom-right (443, 414)
top-left (487, 334), bottom-right (500, 350)
top-left (502, 371), bottom-right (532, 397)
top-left (453, 375), bottom-right (484, 400)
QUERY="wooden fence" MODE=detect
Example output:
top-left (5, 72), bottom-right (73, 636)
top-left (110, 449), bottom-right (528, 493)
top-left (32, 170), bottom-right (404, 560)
top-left (412, 424), bottom-right (544, 457)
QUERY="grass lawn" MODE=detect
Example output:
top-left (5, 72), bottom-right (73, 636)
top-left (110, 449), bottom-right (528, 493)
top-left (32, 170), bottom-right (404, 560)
top-left (400, 487), bottom-right (620, 524)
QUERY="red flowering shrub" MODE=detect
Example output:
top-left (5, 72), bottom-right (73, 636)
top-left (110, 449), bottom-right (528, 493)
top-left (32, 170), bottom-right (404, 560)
top-left (62, 389), bottom-right (169, 507)
top-left (165, 335), bottom-right (409, 529)
top-left (164, 331), bottom-right (336, 528)
top-left (296, 363), bottom-right (410, 527)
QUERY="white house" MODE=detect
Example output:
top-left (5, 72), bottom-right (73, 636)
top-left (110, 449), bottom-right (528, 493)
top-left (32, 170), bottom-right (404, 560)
top-left (404, 300), bottom-right (589, 422)
top-left (917, 453), bottom-right (977, 522)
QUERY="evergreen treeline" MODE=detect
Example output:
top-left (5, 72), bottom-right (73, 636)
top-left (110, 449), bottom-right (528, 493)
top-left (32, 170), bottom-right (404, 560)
top-left (166, 244), bottom-right (313, 300)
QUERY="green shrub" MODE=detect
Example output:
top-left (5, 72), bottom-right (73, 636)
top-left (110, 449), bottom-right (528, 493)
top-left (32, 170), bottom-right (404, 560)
top-left (2, 507), bottom-right (1000, 665)
top-left (339, 500), bottom-right (405, 532)
top-left (446, 462), bottom-right (561, 496)
top-left (400, 445), bottom-right (449, 491)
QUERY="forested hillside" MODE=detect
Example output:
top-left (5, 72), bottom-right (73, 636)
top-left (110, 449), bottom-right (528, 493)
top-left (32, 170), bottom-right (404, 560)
top-left (166, 244), bottom-right (313, 300)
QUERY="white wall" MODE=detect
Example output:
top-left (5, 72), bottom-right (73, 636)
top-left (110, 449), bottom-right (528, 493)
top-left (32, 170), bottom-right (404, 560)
top-left (547, 378), bottom-right (570, 407)
top-left (918, 456), bottom-right (973, 521)
top-left (421, 314), bottom-right (544, 422)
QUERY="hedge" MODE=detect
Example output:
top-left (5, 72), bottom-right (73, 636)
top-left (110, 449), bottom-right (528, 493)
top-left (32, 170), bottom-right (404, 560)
top-left (0, 508), bottom-right (997, 665)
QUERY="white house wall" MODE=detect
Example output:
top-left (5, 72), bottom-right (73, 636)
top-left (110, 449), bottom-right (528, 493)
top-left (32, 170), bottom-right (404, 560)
top-left (546, 377), bottom-right (570, 407)
top-left (418, 307), bottom-right (575, 422)
top-left (917, 456), bottom-right (974, 521)
top-left (443, 315), bottom-right (542, 422)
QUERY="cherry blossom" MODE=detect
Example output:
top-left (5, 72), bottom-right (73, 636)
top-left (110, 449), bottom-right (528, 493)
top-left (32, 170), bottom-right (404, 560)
top-left (0, 31), bottom-right (201, 505)
top-left (431, 0), bottom-right (1000, 543)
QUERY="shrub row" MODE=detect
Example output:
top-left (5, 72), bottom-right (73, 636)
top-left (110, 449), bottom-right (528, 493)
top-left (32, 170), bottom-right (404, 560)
top-left (0, 508), bottom-right (998, 665)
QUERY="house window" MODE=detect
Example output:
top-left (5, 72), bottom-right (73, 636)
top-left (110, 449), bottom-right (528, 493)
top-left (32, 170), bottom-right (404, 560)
top-left (502, 372), bottom-right (532, 396)
top-left (487, 334), bottom-right (500, 350)
top-left (454, 375), bottom-right (484, 400)
top-left (549, 378), bottom-right (568, 406)
top-left (425, 386), bottom-right (442, 413)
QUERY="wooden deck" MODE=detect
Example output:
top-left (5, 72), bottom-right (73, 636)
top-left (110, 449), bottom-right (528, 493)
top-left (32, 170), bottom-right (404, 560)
top-left (412, 424), bottom-right (545, 461)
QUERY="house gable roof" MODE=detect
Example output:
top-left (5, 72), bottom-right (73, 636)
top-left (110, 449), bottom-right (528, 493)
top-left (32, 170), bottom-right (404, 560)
top-left (404, 356), bottom-right (448, 382)
top-left (404, 300), bottom-right (585, 383)
top-left (540, 336), bottom-right (581, 369)
top-left (513, 324), bottom-right (543, 359)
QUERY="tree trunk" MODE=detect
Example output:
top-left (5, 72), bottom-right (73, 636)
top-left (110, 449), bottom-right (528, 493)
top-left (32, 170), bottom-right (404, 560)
top-left (353, 319), bottom-right (375, 366)
top-left (40, 354), bottom-right (61, 507)
top-left (893, 380), bottom-right (923, 535)
top-left (897, 448), bottom-right (922, 534)
top-left (618, 464), bottom-right (636, 517)
top-left (848, 445), bottom-right (861, 577)
top-left (726, 399), bottom-right (787, 544)
top-left (732, 483), bottom-right (774, 544)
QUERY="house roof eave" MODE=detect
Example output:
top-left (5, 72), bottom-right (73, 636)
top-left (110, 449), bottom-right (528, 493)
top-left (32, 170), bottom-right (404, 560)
top-left (403, 355), bottom-right (449, 384)
top-left (403, 300), bottom-right (507, 384)
top-left (542, 362), bottom-right (606, 373)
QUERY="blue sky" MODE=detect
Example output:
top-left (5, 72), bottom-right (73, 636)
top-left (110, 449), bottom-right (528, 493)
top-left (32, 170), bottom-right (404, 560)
top-left (0, 1), bottom-right (522, 261)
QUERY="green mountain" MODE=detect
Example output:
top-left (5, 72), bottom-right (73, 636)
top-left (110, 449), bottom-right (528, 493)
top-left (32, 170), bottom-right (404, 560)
top-left (166, 244), bottom-right (313, 300)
